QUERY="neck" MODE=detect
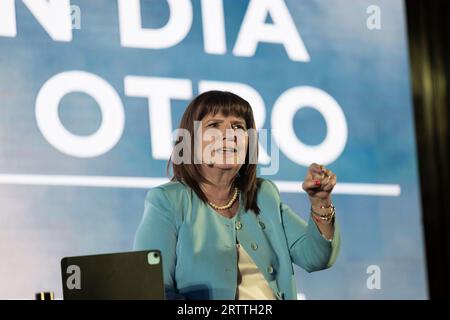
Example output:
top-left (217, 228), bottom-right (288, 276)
top-left (200, 167), bottom-right (238, 202)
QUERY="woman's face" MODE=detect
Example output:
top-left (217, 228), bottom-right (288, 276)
top-left (197, 112), bottom-right (248, 171)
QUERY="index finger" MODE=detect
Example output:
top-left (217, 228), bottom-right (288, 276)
top-left (309, 163), bottom-right (323, 174)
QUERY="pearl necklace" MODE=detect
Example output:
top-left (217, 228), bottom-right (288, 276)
top-left (208, 187), bottom-right (239, 210)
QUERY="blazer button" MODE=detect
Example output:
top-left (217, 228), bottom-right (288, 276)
top-left (235, 221), bottom-right (242, 230)
top-left (267, 266), bottom-right (274, 274)
top-left (258, 221), bottom-right (266, 229)
top-left (251, 242), bottom-right (258, 250)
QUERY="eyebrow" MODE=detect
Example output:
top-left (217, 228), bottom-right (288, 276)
top-left (206, 118), bottom-right (246, 125)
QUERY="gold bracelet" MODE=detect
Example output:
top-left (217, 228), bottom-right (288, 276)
top-left (310, 204), bottom-right (336, 222)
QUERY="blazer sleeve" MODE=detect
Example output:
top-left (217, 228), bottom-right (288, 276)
top-left (266, 180), bottom-right (340, 273)
top-left (133, 187), bottom-right (186, 300)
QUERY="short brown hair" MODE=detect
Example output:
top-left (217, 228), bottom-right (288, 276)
top-left (167, 90), bottom-right (261, 214)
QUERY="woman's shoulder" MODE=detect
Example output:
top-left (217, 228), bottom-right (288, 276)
top-left (257, 177), bottom-right (279, 193)
top-left (155, 179), bottom-right (189, 191)
top-left (145, 179), bottom-right (191, 203)
top-left (254, 178), bottom-right (283, 218)
top-left (143, 180), bottom-right (191, 226)
top-left (256, 177), bottom-right (281, 200)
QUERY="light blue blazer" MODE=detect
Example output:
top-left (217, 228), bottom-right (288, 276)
top-left (133, 178), bottom-right (340, 300)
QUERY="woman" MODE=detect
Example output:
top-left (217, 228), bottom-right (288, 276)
top-left (134, 91), bottom-right (340, 300)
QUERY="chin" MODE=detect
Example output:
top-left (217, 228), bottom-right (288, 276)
top-left (213, 163), bottom-right (239, 170)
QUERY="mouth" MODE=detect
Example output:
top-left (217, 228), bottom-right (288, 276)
top-left (215, 147), bottom-right (237, 154)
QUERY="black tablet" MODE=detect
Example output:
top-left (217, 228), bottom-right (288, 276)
top-left (61, 250), bottom-right (164, 300)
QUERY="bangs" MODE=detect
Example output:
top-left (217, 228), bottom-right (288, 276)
top-left (195, 91), bottom-right (254, 127)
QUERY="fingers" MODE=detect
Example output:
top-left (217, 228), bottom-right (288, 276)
top-left (303, 164), bottom-right (337, 193)
top-left (309, 163), bottom-right (331, 180)
top-left (322, 173), bottom-right (337, 192)
top-left (304, 164), bottom-right (323, 188)
top-left (309, 163), bottom-right (323, 175)
top-left (302, 178), bottom-right (321, 191)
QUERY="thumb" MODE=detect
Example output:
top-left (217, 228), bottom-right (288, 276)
top-left (302, 179), bottom-right (321, 192)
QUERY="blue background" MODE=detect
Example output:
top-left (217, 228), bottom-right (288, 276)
top-left (0, 0), bottom-right (427, 299)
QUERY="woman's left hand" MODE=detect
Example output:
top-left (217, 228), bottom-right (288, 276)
top-left (302, 163), bottom-right (337, 206)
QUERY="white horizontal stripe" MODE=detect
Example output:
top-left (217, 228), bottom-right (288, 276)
top-left (0, 174), bottom-right (168, 188)
top-left (272, 180), bottom-right (401, 196)
top-left (0, 174), bottom-right (401, 196)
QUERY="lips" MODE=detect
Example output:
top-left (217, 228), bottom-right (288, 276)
top-left (215, 147), bottom-right (237, 153)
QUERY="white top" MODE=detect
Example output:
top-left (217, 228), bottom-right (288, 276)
top-left (235, 243), bottom-right (276, 300)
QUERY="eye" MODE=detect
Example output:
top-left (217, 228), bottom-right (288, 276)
top-left (207, 122), bottom-right (218, 128)
top-left (232, 124), bottom-right (246, 130)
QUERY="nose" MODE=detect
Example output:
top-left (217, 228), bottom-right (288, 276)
top-left (222, 122), bottom-right (237, 142)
